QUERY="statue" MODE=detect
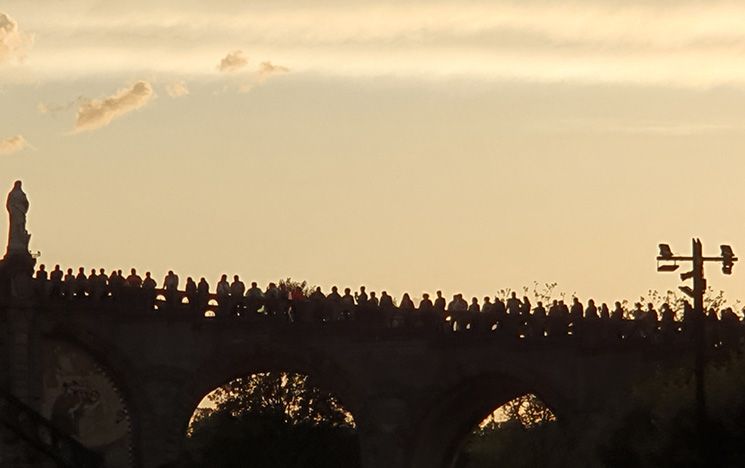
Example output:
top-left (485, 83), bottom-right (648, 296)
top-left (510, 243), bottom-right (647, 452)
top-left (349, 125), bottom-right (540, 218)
top-left (6, 180), bottom-right (30, 256)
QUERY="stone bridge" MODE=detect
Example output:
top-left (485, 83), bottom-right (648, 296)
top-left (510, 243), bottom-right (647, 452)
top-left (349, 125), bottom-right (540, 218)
top-left (0, 271), bottom-right (706, 468)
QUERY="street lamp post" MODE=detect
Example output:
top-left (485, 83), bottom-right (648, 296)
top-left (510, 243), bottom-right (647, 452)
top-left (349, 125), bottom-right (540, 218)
top-left (656, 239), bottom-right (737, 435)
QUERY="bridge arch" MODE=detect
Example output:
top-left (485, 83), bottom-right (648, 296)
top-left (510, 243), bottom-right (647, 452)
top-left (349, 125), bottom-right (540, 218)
top-left (185, 341), bottom-right (363, 424)
top-left (409, 372), bottom-right (573, 468)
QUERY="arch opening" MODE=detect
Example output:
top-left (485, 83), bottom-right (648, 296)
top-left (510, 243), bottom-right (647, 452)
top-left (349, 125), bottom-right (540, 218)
top-left (455, 393), bottom-right (557, 468)
top-left (183, 371), bottom-right (360, 468)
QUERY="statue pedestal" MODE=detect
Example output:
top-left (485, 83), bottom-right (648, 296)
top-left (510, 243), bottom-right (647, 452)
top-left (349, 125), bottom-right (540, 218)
top-left (0, 251), bottom-right (35, 301)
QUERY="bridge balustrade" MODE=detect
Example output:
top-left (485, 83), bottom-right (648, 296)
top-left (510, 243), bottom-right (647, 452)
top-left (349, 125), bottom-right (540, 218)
top-left (27, 278), bottom-right (745, 351)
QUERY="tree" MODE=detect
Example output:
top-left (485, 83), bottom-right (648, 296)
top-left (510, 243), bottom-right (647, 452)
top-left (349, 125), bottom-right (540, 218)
top-left (185, 372), bottom-right (359, 468)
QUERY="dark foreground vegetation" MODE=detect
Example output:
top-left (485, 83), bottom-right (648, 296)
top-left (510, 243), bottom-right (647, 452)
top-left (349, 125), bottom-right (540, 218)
top-left (173, 349), bottom-right (745, 468)
top-left (181, 372), bottom-right (360, 468)
top-left (460, 349), bottom-right (745, 468)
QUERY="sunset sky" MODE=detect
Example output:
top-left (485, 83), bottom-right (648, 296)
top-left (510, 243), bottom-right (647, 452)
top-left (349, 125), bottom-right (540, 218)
top-left (2, 0), bottom-right (745, 306)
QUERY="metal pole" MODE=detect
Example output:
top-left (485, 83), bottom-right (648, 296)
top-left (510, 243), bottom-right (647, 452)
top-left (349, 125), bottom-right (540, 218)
top-left (692, 239), bottom-right (707, 435)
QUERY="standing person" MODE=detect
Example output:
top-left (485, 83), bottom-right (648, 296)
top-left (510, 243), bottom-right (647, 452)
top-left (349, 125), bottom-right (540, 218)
top-left (341, 288), bottom-right (355, 320)
top-left (327, 286), bottom-right (342, 321)
top-left (142, 272), bottom-right (157, 309)
top-left (126, 268), bottom-right (142, 288)
top-left (531, 301), bottom-right (547, 338)
top-left (399, 293), bottom-right (415, 328)
top-left (50, 265), bottom-right (63, 298)
top-left (163, 270), bottom-right (179, 307)
top-left (230, 275), bottom-right (246, 315)
top-left (74, 267), bottom-right (88, 298)
top-left (197, 278), bottom-right (210, 316)
top-left (216, 274), bottom-right (230, 318)
top-left (35, 264), bottom-right (48, 296)
top-left (245, 281), bottom-right (264, 316)
top-left (185, 277), bottom-right (198, 311)
top-left (64, 268), bottom-right (75, 300)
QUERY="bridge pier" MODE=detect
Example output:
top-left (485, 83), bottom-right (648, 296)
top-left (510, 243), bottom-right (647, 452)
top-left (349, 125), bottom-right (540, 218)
top-left (357, 397), bottom-right (411, 468)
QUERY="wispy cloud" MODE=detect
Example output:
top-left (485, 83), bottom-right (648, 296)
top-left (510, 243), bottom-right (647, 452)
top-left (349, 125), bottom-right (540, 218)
top-left (258, 61), bottom-right (289, 79)
top-left (239, 61), bottom-right (290, 92)
top-left (14, 2), bottom-right (745, 87)
top-left (165, 80), bottom-right (189, 97)
top-left (0, 135), bottom-right (30, 155)
top-left (217, 50), bottom-right (248, 72)
top-left (0, 12), bottom-right (32, 64)
top-left (74, 80), bottom-right (155, 133)
top-left (38, 96), bottom-right (86, 115)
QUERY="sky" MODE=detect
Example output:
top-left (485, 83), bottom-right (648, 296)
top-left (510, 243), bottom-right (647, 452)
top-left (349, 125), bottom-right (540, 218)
top-left (2, 0), bottom-right (745, 307)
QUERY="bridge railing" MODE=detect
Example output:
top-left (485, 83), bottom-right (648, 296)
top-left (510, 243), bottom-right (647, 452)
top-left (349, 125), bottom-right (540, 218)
top-left (0, 388), bottom-right (104, 468)
top-left (24, 278), bottom-right (745, 350)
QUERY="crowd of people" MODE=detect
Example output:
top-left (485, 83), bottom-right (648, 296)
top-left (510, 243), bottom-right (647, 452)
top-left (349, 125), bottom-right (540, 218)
top-left (32, 264), bottom-right (745, 345)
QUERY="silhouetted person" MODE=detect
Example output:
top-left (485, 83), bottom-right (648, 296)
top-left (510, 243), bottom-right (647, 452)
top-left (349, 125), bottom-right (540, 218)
top-left (185, 277), bottom-right (197, 309)
top-left (92, 268), bottom-right (108, 300)
top-left (126, 268), bottom-right (142, 288)
top-left (531, 301), bottom-right (546, 338)
top-left (197, 277), bottom-right (210, 314)
top-left (63, 268), bottom-right (75, 299)
top-left (720, 307), bottom-right (740, 349)
top-left (399, 293), bottom-right (415, 327)
top-left (216, 274), bottom-right (230, 318)
top-left (290, 286), bottom-right (307, 322)
top-left (230, 275), bottom-right (246, 314)
top-left (506, 292), bottom-right (521, 316)
top-left (310, 287), bottom-right (327, 322)
top-left (434, 290), bottom-right (446, 312)
top-left (163, 270), bottom-right (179, 306)
top-left (521, 296), bottom-right (531, 317)
top-left (109, 270), bottom-right (124, 298)
top-left (355, 286), bottom-right (368, 307)
top-left (447, 294), bottom-right (467, 331)
top-left (327, 286), bottom-right (342, 321)
top-left (600, 303), bottom-right (610, 320)
top-left (142, 272), bottom-right (156, 290)
top-left (50, 265), bottom-right (63, 297)
top-left (244, 281), bottom-right (263, 316)
top-left (494, 296), bottom-right (508, 333)
top-left (481, 297), bottom-right (495, 333)
top-left (379, 291), bottom-right (394, 327)
top-left (419, 293), bottom-right (435, 329)
top-left (75, 267), bottom-right (88, 298)
top-left (368, 291), bottom-right (379, 308)
top-left (85, 269), bottom-right (97, 297)
top-left (643, 303), bottom-right (658, 339)
top-left (585, 299), bottom-right (598, 319)
top-left (610, 301), bottom-right (625, 340)
top-left (35, 264), bottom-right (48, 296)
top-left (36, 264), bottom-right (48, 281)
top-left (547, 300), bottom-right (564, 337)
top-left (341, 288), bottom-right (355, 320)
top-left (264, 283), bottom-right (280, 317)
top-left (141, 272), bottom-right (156, 309)
top-left (660, 303), bottom-right (676, 342)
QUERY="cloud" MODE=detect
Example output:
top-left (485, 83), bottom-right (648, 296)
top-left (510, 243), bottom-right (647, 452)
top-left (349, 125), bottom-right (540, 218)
top-left (258, 61), bottom-right (289, 78)
top-left (165, 80), bottom-right (189, 97)
top-left (239, 61), bottom-right (290, 92)
top-left (74, 80), bottom-right (155, 132)
top-left (217, 50), bottom-right (248, 72)
top-left (0, 135), bottom-right (30, 155)
top-left (0, 12), bottom-right (32, 64)
top-left (38, 96), bottom-right (86, 115)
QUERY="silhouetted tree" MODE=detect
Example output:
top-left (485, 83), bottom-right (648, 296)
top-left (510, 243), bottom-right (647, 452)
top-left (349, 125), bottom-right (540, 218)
top-left (186, 372), bottom-right (359, 468)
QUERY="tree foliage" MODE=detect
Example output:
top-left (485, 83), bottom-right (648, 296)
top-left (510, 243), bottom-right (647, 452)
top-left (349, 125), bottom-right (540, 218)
top-left (184, 372), bottom-right (359, 468)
